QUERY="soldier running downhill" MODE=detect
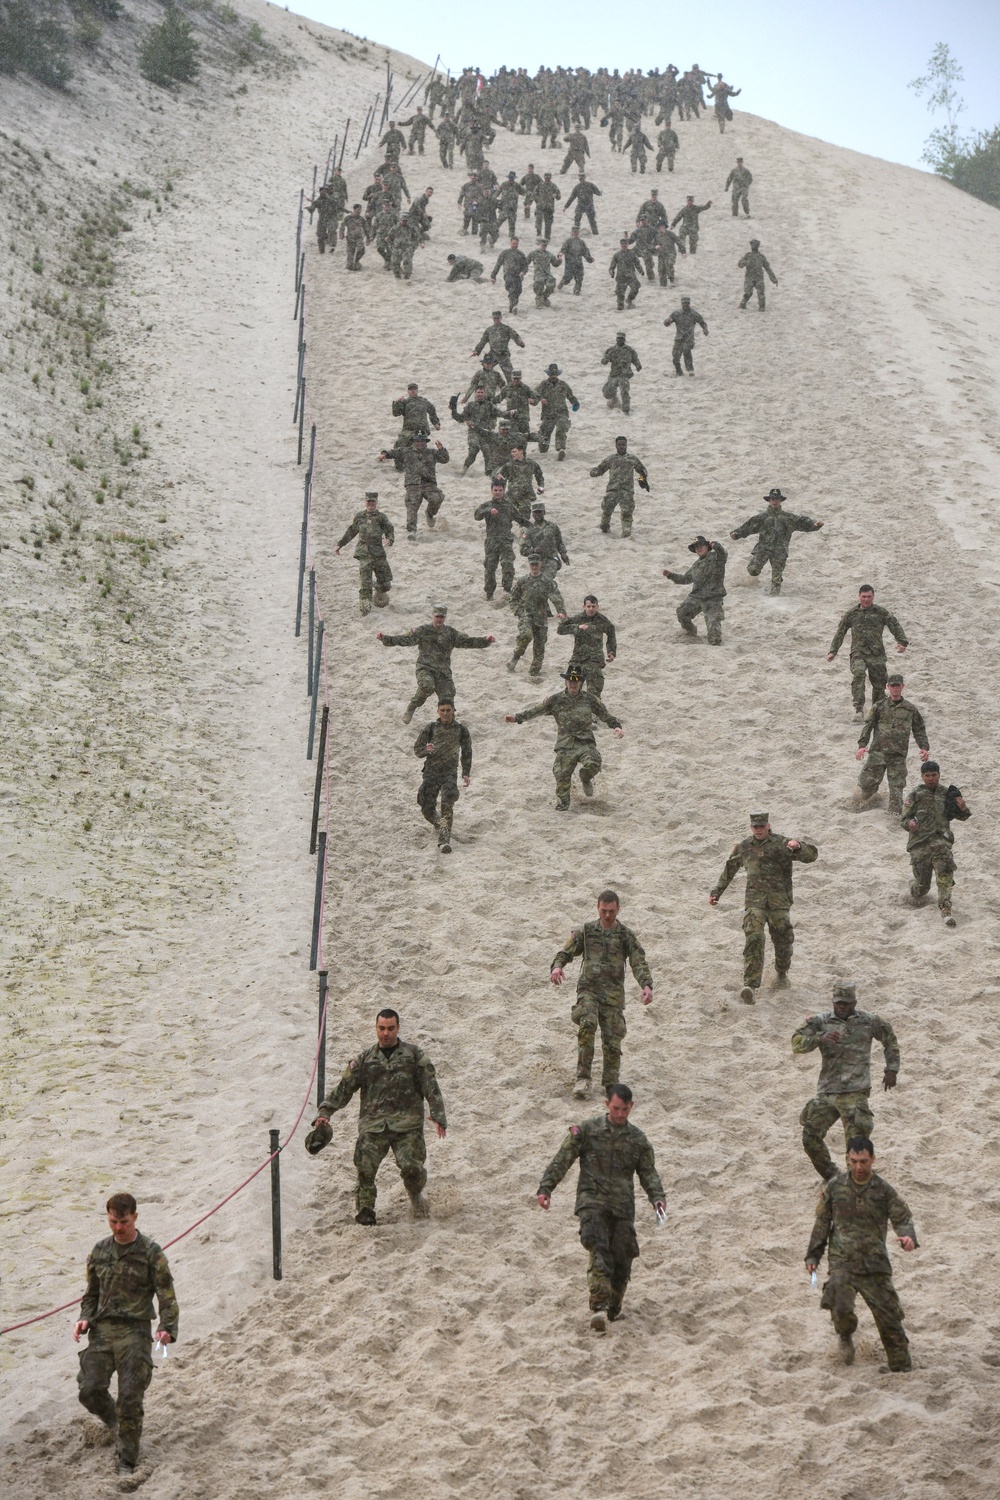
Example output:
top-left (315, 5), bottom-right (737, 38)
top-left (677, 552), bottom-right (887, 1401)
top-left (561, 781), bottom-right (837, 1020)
top-left (901, 761), bottom-right (970, 926)
top-left (379, 604), bottom-right (495, 723)
top-left (505, 665), bottom-right (623, 811)
top-left (827, 585), bottom-right (908, 718)
top-left (729, 487), bottom-right (823, 595)
top-left (413, 699), bottom-right (472, 854)
top-left (663, 535), bottom-right (727, 644)
top-left (336, 491), bottom-right (394, 615)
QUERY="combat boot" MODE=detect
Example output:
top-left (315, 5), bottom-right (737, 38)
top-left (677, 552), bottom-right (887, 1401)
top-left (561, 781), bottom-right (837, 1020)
top-left (573, 1076), bottom-right (591, 1100)
top-left (740, 984), bottom-right (758, 1004)
top-left (608, 1299), bottom-right (625, 1322)
top-left (555, 798), bottom-right (570, 812)
top-left (773, 972), bottom-right (790, 991)
top-left (408, 1192), bottom-right (430, 1219)
top-left (507, 655), bottom-right (519, 672)
top-left (838, 1334), bottom-right (855, 1365)
top-left (355, 1208), bottom-right (377, 1226)
top-left (402, 704), bottom-right (416, 724)
top-left (589, 1307), bottom-right (608, 1333)
top-left (941, 903), bottom-right (956, 928)
top-left (373, 589), bottom-right (389, 607)
top-left (580, 775), bottom-right (594, 797)
top-left (360, 600), bottom-right (372, 616)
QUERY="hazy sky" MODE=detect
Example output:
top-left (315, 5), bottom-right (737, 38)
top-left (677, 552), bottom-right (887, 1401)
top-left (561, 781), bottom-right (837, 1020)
top-left (281, 0), bottom-right (999, 172)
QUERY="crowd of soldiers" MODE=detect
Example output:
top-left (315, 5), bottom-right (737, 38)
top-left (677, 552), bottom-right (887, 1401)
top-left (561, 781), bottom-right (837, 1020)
top-left (70, 59), bottom-right (968, 1481)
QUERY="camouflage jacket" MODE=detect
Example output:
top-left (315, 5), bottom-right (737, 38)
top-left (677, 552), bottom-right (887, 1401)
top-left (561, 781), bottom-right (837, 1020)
top-left (610, 248), bottom-right (644, 280)
top-left (639, 197), bottom-right (670, 226)
top-left (671, 202), bottom-right (711, 230)
top-left (731, 508), bottom-right (818, 556)
top-left (537, 377), bottom-right (577, 416)
top-left (655, 229), bottom-right (685, 257)
top-left (657, 128), bottom-right (679, 151)
top-left (557, 611), bottom-right (617, 667)
top-left (491, 248), bottom-right (530, 282)
top-left (414, 719), bottom-right (472, 776)
top-left (664, 543), bottom-right (728, 599)
top-left (552, 918), bottom-right (651, 1000)
top-left (901, 783), bottom-right (971, 850)
top-left (712, 831), bottom-right (818, 909)
top-left (829, 603), bottom-right (908, 659)
top-left (80, 1232), bottom-right (179, 1340)
top-left (494, 458), bottom-right (541, 514)
top-left (340, 215), bottom-right (368, 244)
top-left (520, 170), bottom-right (541, 199)
top-left (623, 131), bottom-right (653, 155)
top-left (514, 689), bottom-right (621, 749)
top-left (381, 623), bottom-right (492, 672)
top-left (806, 1171), bottom-right (917, 1275)
top-left (475, 321), bottom-right (525, 359)
top-left (526, 248), bottom-right (562, 285)
top-left (590, 450), bottom-right (646, 494)
top-left (319, 1040), bottom-right (446, 1134)
top-left (725, 166), bottom-right (753, 190)
top-left (509, 572), bottom-right (565, 623)
top-left (792, 1009), bottom-right (900, 1094)
top-left (534, 180), bottom-right (562, 209)
top-left (502, 382), bottom-right (539, 427)
top-left (859, 697), bottom-right (929, 758)
top-left (738, 250), bottom-right (777, 283)
top-left (475, 494), bottom-right (521, 536)
top-left (387, 444), bottom-right (449, 485)
top-left (601, 345), bottom-right (642, 379)
top-left (455, 395), bottom-right (500, 433)
top-left (538, 1115), bottom-right (664, 1219)
top-left (520, 518), bottom-right (568, 564)
top-left (565, 180), bottom-right (601, 209)
top-left (449, 255), bottom-right (483, 276)
top-left (392, 394), bottom-right (440, 432)
top-left (337, 508), bottom-right (394, 559)
top-left (560, 237), bottom-right (594, 265)
top-left (463, 368), bottom-right (507, 404)
top-left (664, 305), bottom-right (708, 338)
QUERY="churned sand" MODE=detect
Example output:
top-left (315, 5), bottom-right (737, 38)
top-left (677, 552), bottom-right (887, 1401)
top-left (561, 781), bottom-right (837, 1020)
top-left (3, 4), bottom-right (1000, 1497)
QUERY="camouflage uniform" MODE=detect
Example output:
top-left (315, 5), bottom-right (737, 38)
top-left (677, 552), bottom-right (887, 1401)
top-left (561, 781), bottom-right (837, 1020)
top-left (307, 184), bottom-right (339, 252)
top-left (536, 375), bottom-right (578, 456)
top-left (511, 687), bottom-right (622, 808)
top-left (534, 177), bottom-right (562, 238)
top-left (600, 341), bottom-right (642, 415)
top-left (730, 504), bottom-right (821, 592)
top-left (379, 126), bottom-right (406, 160)
top-left (495, 455), bottom-right (541, 517)
top-left (508, 570), bottom-right (566, 675)
top-left (558, 233), bottom-right (594, 293)
top-left (655, 127), bottom-right (679, 172)
top-left (564, 178), bottom-right (602, 233)
top-left (381, 622), bottom-right (493, 720)
top-left (806, 1171), bottom-right (917, 1371)
top-left (557, 610), bottom-right (617, 699)
top-left (670, 201), bottom-right (711, 253)
top-left (77, 1232), bottom-right (179, 1469)
top-left (339, 211), bottom-right (368, 270)
top-left (520, 168), bottom-right (541, 219)
top-left (609, 247), bottom-right (643, 309)
top-left (319, 1041), bottom-right (447, 1213)
top-left (653, 227), bottom-right (685, 285)
top-left (726, 163), bottom-right (753, 215)
top-left (452, 392), bottom-right (500, 472)
top-left (475, 492), bottom-right (519, 596)
top-left (711, 830), bottom-right (819, 990)
top-left (372, 204), bottom-right (398, 268)
top-left (415, 717), bottom-right (472, 848)
top-left (391, 392), bottom-right (440, 447)
top-left (497, 177), bottom-right (524, 236)
top-left (560, 129), bottom-right (590, 173)
top-left (627, 221), bottom-right (658, 281)
top-left (402, 110), bottom-right (435, 154)
top-left (738, 246), bottom-right (777, 309)
top-left (474, 319), bottom-right (526, 378)
top-left (462, 364), bottom-right (507, 405)
top-left (858, 696), bottom-right (929, 813)
top-left (553, 919), bottom-right (651, 1086)
top-left (623, 129), bottom-right (653, 173)
top-left (664, 542), bottom-right (728, 644)
top-left (501, 375), bottom-right (538, 439)
top-left (519, 514), bottom-right (569, 580)
top-left (829, 603), bottom-right (909, 713)
top-left (385, 441), bottom-right (449, 534)
top-left (793, 1009), bottom-right (900, 1179)
top-left (447, 255), bottom-right (484, 282)
top-left (664, 302), bottom-right (708, 375)
top-left (338, 507), bottom-right (394, 609)
top-left (591, 449), bottom-right (648, 536)
top-left (526, 246), bottom-right (562, 307)
top-left (437, 116), bottom-right (458, 168)
top-left (538, 1115), bottom-right (664, 1315)
top-left (901, 781), bottom-right (971, 911)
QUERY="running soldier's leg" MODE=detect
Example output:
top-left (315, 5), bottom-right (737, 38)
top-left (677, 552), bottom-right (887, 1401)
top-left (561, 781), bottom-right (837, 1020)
top-left (597, 1002), bottom-right (627, 1086)
top-left (571, 990), bottom-right (600, 1079)
top-left (767, 910), bottom-right (794, 976)
top-left (799, 1095), bottom-right (844, 1179)
top-left (354, 1132), bottom-right (393, 1211)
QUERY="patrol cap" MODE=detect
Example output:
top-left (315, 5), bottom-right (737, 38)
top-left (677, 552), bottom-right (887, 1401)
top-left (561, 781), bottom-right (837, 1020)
top-left (431, 603), bottom-right (448, 616)
top-left (749, 812), bottom-right (769, 826)
top-left (365, 491), bottom-right (379, 501)
top-left (619, 237), bottom-right (628, 245)
top-left (887, 674), bottom-right (904, 686)
top-left (649, 187), bottom-right (659, 195)
top-left (681, 296), bottom-right (691, 304)
top-left (688, 534), bottom-right (711, 552)
top-left (764, 487), bottom-right (786, 500)
top-left (304, 1119), bottom-right (333, 1156)
top-left (531, 501), bottom-right (546, 512)
top-left (562, 665), bottom-right (586, 682)
top-left (498, 417), bottom-right (511, 428)
top-left (750, 238), bottom-right (761, 248)
top-left (616, 330), bottom-right (626, 339)
top-left (832, 980), bottom-right (857, 1001)
top-left (510, 369), bottom-right (522, 378)
top-left (507, 171), bottom-right (516, 179)
top-left (527, 552), bottom-right (543, 564)
top-left (412, 431), bottom-right (429, 443)
top-left (407, 381), bottom-right (418, 390)
top-left (492, 309), bottom-right (503, 317)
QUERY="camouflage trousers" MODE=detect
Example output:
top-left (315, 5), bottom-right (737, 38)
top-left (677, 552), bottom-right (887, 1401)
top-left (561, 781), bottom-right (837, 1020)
top-left (535, 207), bottom-right (555, 238)
top-left (405, 482), bottom-right (444, 533)
top-left (573, 204), bottom-right (598, 233)
top-left (655, 149), bottom-right (676, 171)
top-left (677, 594), bottom-right (724, 644)
top-left (615, 275), bottom-right (640, 309)
top-left (559, 263), bottom-right (586, 293)
top-left (484, 536), bottom-right (515, 595)
top-left (910, 837), bottom-right (956, 909)
top-left (601, 375), bottom-right (632, 413)
top-left (438, 141), bottom-right (454, 168)
top-left (343, 234), bottom-right (366, 270)
top-left (629, 149), bottom-right (647, 173)
top-left (800, 1091), bottom-right (875, 1180)
top-left (656, 250), bottom-right (677, 285)
top-left (354, 1127), bottom-right (427, 1210)
top-left (554, 739), bottom-right (602, 806)
top-left (850, 652), bottom-right (887, 713)
top-left (578, 1210), bottom-right (640, 1313)
top-left (600, 488), bottom-right (636, 536)
top-left (571, 992), bottom-right (626, 1084)
top-left (391, 246), bottom-right (414, 279)
top-left (418, 764), bottom-right (460, 846)
top-left (742, 905), bottom-right (793, 987)
top-left (858, 751), bottom-right (907, 811)
top-left (677, 227), bottom-right (699, 253)
top-left (512, 617), bottom-right (548, 674)
top-left (561, 149), bottom-right (587, 173)
top-left (77, 1320), bottom-right (153, 1468)
top-left (503, 273), bottom-right (524, 312)
top-left (316, 213), bottom-right (337, 252)
top-left (747, 544), bottom-right (787, 588)
top-left (407, 667), bottom-right (455, 717)
top-left (740, 273), bottom-right (766, 309)
top-left (821, 1268), bottom-right (910, 1370)
top-left (533, 273), bottom-right (557, 306)
top-left (570, 661), bottom-right (604, 698)
top-left (538, 413), bottom-right (571, 454)
top-left (731, 188), bottom-right (750, 215)
top-left (672, 332), bottom-right (695, 373)
top-left (356, 552), bottom-right (392, 604)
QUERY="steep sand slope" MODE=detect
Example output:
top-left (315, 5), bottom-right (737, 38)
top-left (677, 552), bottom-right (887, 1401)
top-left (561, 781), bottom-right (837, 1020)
top-left (4, 18), bottom-right (1000, 1500)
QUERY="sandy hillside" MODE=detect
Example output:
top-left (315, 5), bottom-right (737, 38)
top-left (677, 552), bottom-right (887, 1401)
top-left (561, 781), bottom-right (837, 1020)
top-left (4, 10), bottom-right (1000, 1500)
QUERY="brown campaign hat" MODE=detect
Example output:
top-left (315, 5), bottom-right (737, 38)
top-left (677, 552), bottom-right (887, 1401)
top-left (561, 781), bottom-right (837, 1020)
top-left (688, 535), bottom-right (711, 552)
top-left (764, 487), bottom-right (787, 500)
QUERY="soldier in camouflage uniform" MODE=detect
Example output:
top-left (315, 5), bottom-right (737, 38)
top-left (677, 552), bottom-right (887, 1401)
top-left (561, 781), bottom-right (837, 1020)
top-left (521, 164), bottom-right (541, 220)
top-left (536, 365), bottom-right (579, 459)
top-left (379, 605), bottom-right (495, 723)
top-left (74, 1193), bottom-right (178, 1477)
top-left (655, 125), bottom-right (680, 172)
top-left (501, 371), bottom-right (538, 440)
top-left (309, 1009), bottom-right (447, 1224)
top-left (379, 121), bottom-right (406, 160)
top-left (446, 253), bottom-right (485, 282)
top-left (654, 225), bottom-right (686, 285)
top-left (379, 432), bottom-right (449, 537)
top-left (402, 106), bottom-right (435, 154)
top-left (738, 239), bottom-right (778, 309)
top-left (710, 812), bottom-right (819, 1001)
top-left (855, 674), bottom-right (930, 814)
top-left (557, 594), bottom-right (617, 699)
top-left (558, 226), bottom-right (594, 293)
top-left (591, 436), bottom-right (649, 538)
top-left (628, 218), bottom-right (658, 281)
top-left (725, 157), bottom-right (753, 215)
top-left (638, 189), bottom-right (669, 229)
top-left (792, 980), bottom-right (900, 1180)
top-left (495, 440), bottom-right (542, 516)
top-left (623, 126), bottom-right (653, 173)
top-left (473, 310), bottom-right (526, 378)
top-left (560, 127), bottom-right (590, 173)
top-left (450, 386), bottom-right (500, 475)
top-left (563, 173), bottom-right (602, 233)
top-left (550, 889), bottom-right (652, 1096)
top-left (336, 492), bottom-right (394, 615)
top-left (520, 500), bottom-right (569, 580)
top-left (537, 1083), bottom-right (666, 1329)
top-left (609, 239), bottom-right (643, 310)
top-left (475, 478), bottom-right (519, 599)
top-left (437, 114), bottom-right (458, 168)
top-left (600, 333), bottom-right (643, 415)
top-left (414, 699), bottom-right (472, 853)
top-left (526, 239), bottom-right (562, 307)
top-left (462, 352), bottom-right (507, 406)
top-left (671, 196), bottom-right (713, 253)
top-left (505, 664), bottom-right (624, 811)
top-left (827, 585), bottom-right (909, 717)
top-left (339, 204), bottom-right (368, 271)
top-left (663, 535), bottom-right (727, 643)
top-left (901, 761), bottom-right (971, 924)
top-left (491, 239), bottom-right (530, 312)
top-left (729, 487), bottom-right (823, 594)
top-left (306, 181), bottom-right (339, 253)
top-left (805, 1137), bottom-right (917, 1371)
top-left (534, 173), bottom-right (562, 238)
top-left (497, 172), bottom-right (524, 236)
top-left (664, 296), bottom-right (709, 376)
top-left (391, 382), bottom-right (441, 448)
top-left (507, 554), bottom-right (566, 677)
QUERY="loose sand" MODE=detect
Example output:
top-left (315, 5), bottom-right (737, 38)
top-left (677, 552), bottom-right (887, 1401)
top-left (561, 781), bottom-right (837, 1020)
top-left (3, 6), bottom-right (1000, 1497)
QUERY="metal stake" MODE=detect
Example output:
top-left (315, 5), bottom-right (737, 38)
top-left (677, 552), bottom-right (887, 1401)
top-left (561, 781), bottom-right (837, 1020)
top-left (269, 1129), bottom-right (282, 1281)
top-left (310, 704), bottom-right (329, 854)
top-left (309, 832), bottom-right (327, 971)
top-left (317, 971), bottom-right (328, 1108)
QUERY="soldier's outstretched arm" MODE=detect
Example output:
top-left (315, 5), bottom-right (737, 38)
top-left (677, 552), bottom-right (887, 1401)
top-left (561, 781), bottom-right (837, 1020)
top-left (828, 611), bottom-right (851, 657)
top-left (153, 1249), bottom-right (180, 1343)
top-left (552, 926), bottom-right (585, 979)
top-left (790, 838), bottom-right (819, 864)
top-left (625, 929), bottom-right (653, 994)
top-left (710, 845), bottom-right (743, 902)
top-left (591, 696), bottom-right (622, 730)
top-left (886, 612), bottom-right (909, 649)
top-left (452, 631), bottom-right (496, 649)
top-left (874, 1016), bottom-right (901, 1077)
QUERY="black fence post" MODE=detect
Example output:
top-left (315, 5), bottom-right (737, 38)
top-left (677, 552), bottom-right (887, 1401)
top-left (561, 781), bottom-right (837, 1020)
top-left (294, 469), bottom-right (311, 637)
top-left (310, 704), bottom-right (329, 854)
top-left (307, 619), bottom-right (324, 759)
top-left (269, 1129), bottom-right (282, 1281)
top-left (292, 341), bottom-right (305, 422)
top-left (317, 971), bottom-right (328, 1108)
top-left (307, 569), bottom-right (316, 693)
top-left (309, 832), bottom-right (327, 972)
top-left (339, 121), bottom-right (350, 168)
top-left (294, 188), bottom-right (303, 286)
top-left (297, 377), bottom-right (307, 464)
top-left (308, 163), bottom-right (318, 219)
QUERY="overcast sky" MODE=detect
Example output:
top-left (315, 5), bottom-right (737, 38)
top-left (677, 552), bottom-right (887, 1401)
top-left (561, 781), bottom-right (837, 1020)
top-left (280, 0), bottom-right (999, 172)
